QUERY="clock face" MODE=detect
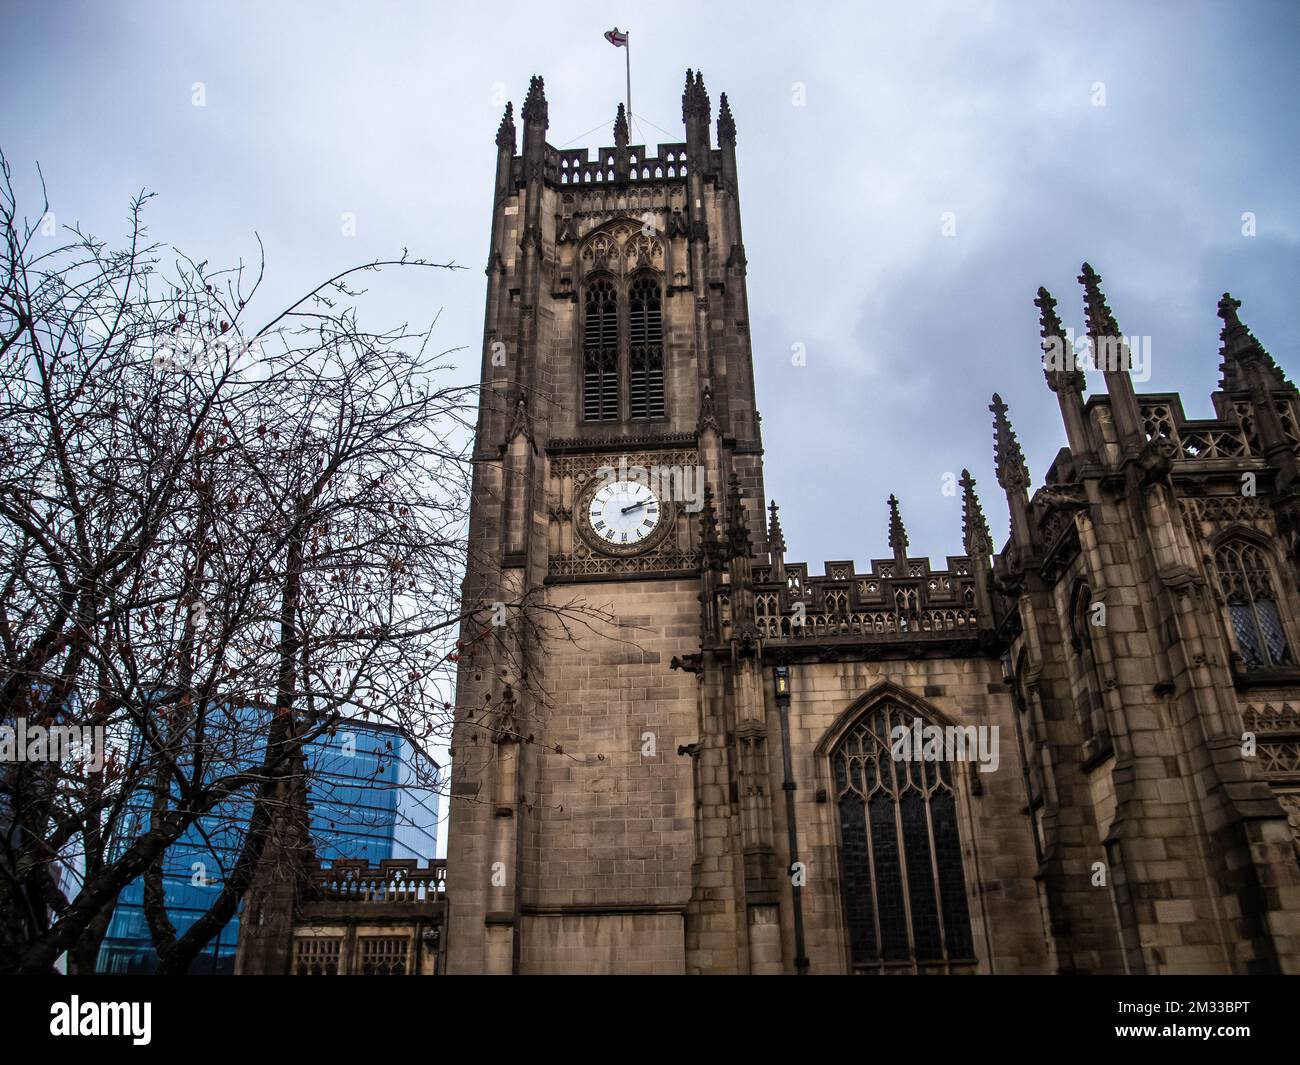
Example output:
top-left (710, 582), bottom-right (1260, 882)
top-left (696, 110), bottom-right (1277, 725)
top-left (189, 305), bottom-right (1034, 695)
top-left (586, 479), bottom-right (662, 550)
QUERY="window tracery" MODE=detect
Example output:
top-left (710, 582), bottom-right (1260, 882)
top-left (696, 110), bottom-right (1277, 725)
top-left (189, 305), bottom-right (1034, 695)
top-left (579, 223), bottom-right (667, 423)
top-left (833, 701), bottom-right (975, 968)
top-left (1215, 538), bottom-right (1291, 669)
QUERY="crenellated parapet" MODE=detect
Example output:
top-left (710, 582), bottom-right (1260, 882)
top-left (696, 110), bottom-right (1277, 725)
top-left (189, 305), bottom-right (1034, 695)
top-left (752, 553), bottom-right (984, 649)
top-left (551, 142), bottom-right (695, 187)
top-left (497, 70), bottom-right (729, 190)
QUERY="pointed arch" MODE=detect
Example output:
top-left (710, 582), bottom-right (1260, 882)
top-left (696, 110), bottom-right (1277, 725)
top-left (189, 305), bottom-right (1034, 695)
top-left (1067, 577), bottom-right (1093, 654)
top-left (576, 221), bottom-right (667, 425)
top-left (818, 683), bottom-right (975, 970)
top-left (1212, 531), bottom-right (1292, 669)
top-left (1064, 577), bottom-right (1107, 746)
top-left (814, 681), bottom-right (956, 759)
top-left (577, 218), bottom-right (664, 279)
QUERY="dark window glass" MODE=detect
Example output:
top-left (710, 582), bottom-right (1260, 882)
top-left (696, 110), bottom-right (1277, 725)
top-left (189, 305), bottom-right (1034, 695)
top-left (901, 789), bottom-right (942, 961)
top-left (832, 702), bottom-right (976, 968)
top-left (931, 789), bottom-right (975, 959)
top-left (1069, 582), bottom-right (1105, 742)
top-left (838, 789), bottom-right (877, 963)
top-left (1216, 540), bottom-right (1292, 669)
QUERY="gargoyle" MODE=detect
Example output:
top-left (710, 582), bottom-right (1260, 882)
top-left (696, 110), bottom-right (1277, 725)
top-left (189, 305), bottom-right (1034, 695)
top-left (1137, 435), bottom-right (1181, 487)
top-left (670, 653), bottom-right (703, 674)
top-left (1034, 483), bottom-right (1088, 511)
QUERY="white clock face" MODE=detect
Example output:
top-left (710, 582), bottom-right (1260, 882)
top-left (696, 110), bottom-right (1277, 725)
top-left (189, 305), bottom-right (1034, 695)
top-left (587, 479), bottom-right (661, 548)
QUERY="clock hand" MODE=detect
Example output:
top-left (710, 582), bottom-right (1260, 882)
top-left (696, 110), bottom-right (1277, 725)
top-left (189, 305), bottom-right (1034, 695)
top-left (620, 500), bottom-right (649, 514)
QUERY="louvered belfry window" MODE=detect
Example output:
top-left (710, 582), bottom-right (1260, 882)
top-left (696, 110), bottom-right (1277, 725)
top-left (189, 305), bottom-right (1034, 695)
top-left (833, 702), bottom-right (975, 970)
top-left (628, 275), bottom-right (665, 419)
top-left (583, 278), bottom-right (619, 421)
top-left (1216, 539), bottom-right (1292, 669)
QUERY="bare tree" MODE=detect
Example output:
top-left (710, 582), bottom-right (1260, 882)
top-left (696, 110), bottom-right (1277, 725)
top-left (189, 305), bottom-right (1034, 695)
top-left (0, 154), bottom-right (613, 974)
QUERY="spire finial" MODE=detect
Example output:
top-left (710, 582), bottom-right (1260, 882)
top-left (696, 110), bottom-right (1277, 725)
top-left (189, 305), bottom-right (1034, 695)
top-left (1079, 261), bottom-right (1118, 333)
top-left (1078, 262), bottom-right (1114, 325)
top-left (767, 500), bottom-right (786, 555)
top-left (718, 92), bottom-right (736, 145)
top-left (959, 469), bottom-right (992, 557)
top-left (1036, 285), bottom-right (1084, 393)
top-left (725, 474), bottom-right (751, 558)
top-left (887, 494), bottom-right (909, 556)
top-left (613, 102), bottom-right (629, 148)
top-left (496, 101), bottom-right (515, 151)
top-left (990, 393), bottom-right (1030, 491)
top-left (1217, 291), bottom-right (1243, 332)
top-left (683, 68), bottom-right (710, 123)
top-left (698, 485), bottom-right (725, 571)
top-left (522, 75), bottom-right (548, 127)
top-left (1078, 261), bottom-right (1126, 371)
top-left (1217, 291), bottom-right (1289, 391)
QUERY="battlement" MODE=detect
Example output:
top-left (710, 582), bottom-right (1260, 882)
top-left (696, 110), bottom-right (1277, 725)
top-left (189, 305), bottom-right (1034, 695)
top-left (547, 142), bottom-right (694, 186)
top-left (752, 556), bottom-right (982, 642)
top-left (495, 69), bottom-right (736, 195)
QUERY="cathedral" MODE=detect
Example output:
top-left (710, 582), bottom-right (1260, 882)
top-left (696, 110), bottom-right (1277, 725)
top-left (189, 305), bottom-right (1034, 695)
top-left (239, 70), bottom-right (1300, 976)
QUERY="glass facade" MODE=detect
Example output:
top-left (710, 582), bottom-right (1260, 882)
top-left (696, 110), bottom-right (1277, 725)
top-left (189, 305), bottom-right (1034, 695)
top-left (95, 720), bottom-right (440, 974)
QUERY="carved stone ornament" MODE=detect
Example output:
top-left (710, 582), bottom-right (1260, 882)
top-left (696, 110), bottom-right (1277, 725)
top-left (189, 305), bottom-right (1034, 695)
top-left (1137, 435), bottom-right (1181, 486)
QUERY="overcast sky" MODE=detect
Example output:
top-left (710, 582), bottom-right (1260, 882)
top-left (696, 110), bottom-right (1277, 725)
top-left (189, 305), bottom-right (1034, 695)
top-left (4, 0), bottom-right (1298, 572)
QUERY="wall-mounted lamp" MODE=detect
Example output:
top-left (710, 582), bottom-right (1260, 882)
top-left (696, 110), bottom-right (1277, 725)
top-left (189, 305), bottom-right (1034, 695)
top-left (773, 664), bottom-right (790, 698)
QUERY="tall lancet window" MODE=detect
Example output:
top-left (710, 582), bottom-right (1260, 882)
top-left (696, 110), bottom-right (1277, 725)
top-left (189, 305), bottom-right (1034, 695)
top-left (1216, 539), bottom-right (1292, 669)
top-left (583, 279), bottom-right (619, 421)
top-left (628, 275), bottom-right (665, 419)
top-left (833, 701), bottom-right (975, 970)
top-left (1068, 580), bottom-right (1108, 746)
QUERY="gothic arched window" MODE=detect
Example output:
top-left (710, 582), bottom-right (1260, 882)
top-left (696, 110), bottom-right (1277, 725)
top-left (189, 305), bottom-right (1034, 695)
top-left (583, 279), bottom-right (619, 421)
top-left (833, 701), bottom-right (975, 970)
top-left (1216, 539), bottom-right (1291, 669)
top-left (628, 275), bottom-right (665, 419)
top-left (1068, 580), bottom-right (1107, 745)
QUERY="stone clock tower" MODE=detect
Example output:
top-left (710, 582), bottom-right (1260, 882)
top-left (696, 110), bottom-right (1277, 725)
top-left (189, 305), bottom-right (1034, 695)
top-left (444, 67), bottom-right (1300, 978)
top-left (236, 65), bottom-right (1300, 976)
top-left (444, 71), bottom-right (771, 974)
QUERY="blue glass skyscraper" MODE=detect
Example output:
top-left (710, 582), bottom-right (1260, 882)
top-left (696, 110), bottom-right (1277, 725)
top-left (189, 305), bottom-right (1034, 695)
top-left (95, 720), bottom-right (440, 974)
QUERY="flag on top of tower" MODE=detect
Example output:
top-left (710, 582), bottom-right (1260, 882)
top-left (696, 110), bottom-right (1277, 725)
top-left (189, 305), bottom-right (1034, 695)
top-left (604, 27), bottom-right (629, 47)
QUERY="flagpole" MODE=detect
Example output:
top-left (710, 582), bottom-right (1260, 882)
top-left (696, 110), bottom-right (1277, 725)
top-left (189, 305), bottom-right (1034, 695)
top-left (625, 32), bottom-right (632, 127)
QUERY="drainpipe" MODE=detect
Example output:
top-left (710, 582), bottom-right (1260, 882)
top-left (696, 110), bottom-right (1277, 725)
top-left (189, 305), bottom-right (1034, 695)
top-left (773, 665), bottom-right (810, 974)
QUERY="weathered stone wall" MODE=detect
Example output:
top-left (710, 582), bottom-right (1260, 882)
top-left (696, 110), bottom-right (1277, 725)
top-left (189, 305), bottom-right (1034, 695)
top-left (519, 913), bottom-right (685, 974)
top-left (524, 579), bottom-right (700, 912)
top-left (768, 656), bottom-right (1051, 974)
